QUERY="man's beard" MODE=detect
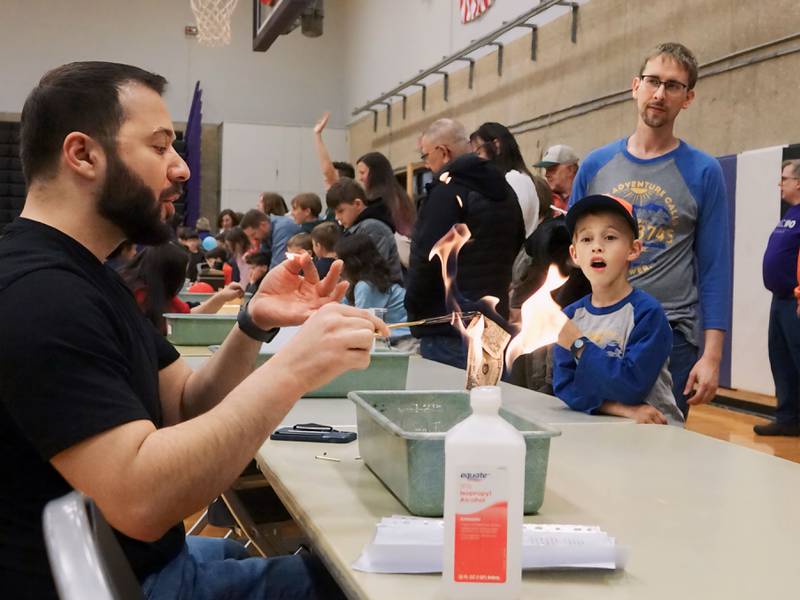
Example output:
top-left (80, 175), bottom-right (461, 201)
top-left (641, 104), bottom-right (669, 129)
top-left (97, 150), bottom-right (180, 246)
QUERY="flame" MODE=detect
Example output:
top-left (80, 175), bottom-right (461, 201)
top-left (505, 264), bottom-right (569, 368)
top-left (429, 223), bottom-right (472, 328)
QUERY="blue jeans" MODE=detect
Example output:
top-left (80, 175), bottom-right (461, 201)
top-left (768, 296), bottom-right (800, 426)
top-left (420, 335), bottom-right (467, 370)
top-left (142, 537), bottom-right (345, 600)
top-left (669, 329), bottom-right (699, 418)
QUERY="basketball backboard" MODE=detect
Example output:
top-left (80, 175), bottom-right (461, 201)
top-left (252, 0), bottom-right (316, 52)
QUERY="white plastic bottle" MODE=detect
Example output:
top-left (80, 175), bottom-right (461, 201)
top-left (442, 386), bottom-right (525, 598)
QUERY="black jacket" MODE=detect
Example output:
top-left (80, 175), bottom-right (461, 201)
top-left (405, 153), bottom-right (524, 337)
top-left (344, 198), bottom-right (403, 283)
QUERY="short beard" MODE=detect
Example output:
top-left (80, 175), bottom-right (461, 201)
top-left (97, 149), bottom-right (179, 246)
top-left (641, 106), bottom-right (669, 129)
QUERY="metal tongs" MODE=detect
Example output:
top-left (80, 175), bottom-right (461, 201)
top-left (385, 311), bottom-right (480, 329)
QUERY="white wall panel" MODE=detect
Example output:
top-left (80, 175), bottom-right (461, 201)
top-left (730, 146), bottom-right (785, 395)
top-left (220, 122), bottom-right (347, 214)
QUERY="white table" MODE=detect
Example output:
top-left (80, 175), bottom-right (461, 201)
top-left (181, 353), bottom-right (630, 427)
top-left (256, 401), bottom-right (800, 599)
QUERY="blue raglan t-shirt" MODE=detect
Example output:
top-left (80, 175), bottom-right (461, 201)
top-left (553, 288), bottom-right (684, 426)
top-left (569, 139), bottom-right (731, 347)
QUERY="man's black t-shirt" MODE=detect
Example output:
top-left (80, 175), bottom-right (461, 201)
top-left (0, 219), bottom-right (183, 598)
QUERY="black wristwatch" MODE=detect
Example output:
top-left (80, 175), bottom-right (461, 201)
top-left (570, 336), bottom-right (589, 361)
top-left (237, 297), bottom-right (280, 343)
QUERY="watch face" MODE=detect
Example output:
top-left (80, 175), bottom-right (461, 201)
top-left (574, 338), bottom-right (584, 350)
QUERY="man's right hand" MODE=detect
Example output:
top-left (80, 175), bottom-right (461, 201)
top-left (314, 111), bottom-right (330, 135)
top-left (269, 303), bottom-right (389, 394)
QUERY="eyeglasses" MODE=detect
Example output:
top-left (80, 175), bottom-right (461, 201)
top-left (420, 146), bottom-right (444, 162)
top-left (639, 75), bottom-right (690, 95)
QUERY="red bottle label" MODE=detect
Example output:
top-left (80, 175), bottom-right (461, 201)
top-left (454, 502), bottom-right (508, 583)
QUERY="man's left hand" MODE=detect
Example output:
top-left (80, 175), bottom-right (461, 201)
top-left (684, 354), bottom-right (720, 405)
top-left (248, 252), bottom-right (348, 329)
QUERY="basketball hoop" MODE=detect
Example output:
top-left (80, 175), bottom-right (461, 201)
top-left (190, 0), bottom-right (240, 46)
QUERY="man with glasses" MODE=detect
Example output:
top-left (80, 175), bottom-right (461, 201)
top-left (757, 160), bottom-right (800, 436)
top-left (570, 43), bottom-right (731, 418)
top-left (405, 118), bottom-right (524, 369)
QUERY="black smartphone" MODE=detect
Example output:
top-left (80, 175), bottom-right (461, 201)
top-left (270, 423), bottom-right (357, 443)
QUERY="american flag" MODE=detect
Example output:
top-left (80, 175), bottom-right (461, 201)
top-left (459, 0), bottom-right (493, 23)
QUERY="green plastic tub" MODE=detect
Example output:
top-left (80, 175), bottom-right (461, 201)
top-left (254, 347), bottom-right (411, 398)
top-left (164, 313), bottom-right (237, 346)
top-left (349, 390), bottom-right (560, 517)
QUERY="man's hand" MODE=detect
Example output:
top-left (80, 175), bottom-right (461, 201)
top-left (628, 404), bottom-right (668, 424)
top-left (248, 252), bottom-right (348, 329)
top-left (215, 282), bottom-right (245, 303)
top-left (314, 111), bottom-right (330, 135)
top-left (269, 302), bottom-right (390, 394)
top-left (684, 329), bottom-right (723, 405)
top-left (685, 353), bottom-right (720, 405)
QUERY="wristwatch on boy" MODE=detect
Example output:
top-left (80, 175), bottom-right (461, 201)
top-left (570, 336), bottom-right (590, 361)
top-left (237, 296), bottom-right (280, 343)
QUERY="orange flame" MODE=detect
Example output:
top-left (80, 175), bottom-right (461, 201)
top-left (505, 264), bottom-right (569, 368)
top-left (429, 223), bottom-right (472, 332)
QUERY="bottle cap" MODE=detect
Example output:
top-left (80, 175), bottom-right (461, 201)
top-left (470, 386), bottom-right (502, 414)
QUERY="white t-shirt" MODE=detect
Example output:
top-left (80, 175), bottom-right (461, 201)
top-left (505, 169), bottom-right (539, 238)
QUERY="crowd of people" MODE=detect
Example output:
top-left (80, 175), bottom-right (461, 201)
top-left (1, 40), bottom-right (797, 599)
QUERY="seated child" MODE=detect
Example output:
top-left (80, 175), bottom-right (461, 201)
top-left (119, 242), bottom-right (244, 335)
top-left (311, 221), bottom-right (341, 279)
top-left (177, 226), bottom-right (204, 282)
top-left (335, 234), bottom-right (416, 351)
top-left (204, 246), bottom-right (233, 286)
top-left (290, 192), bottom-right (325, 233)
top-left (224, 226), bottom-right (254, 284)
top-left (286, 232), bottom-right (313, 257)
top-left (244, 251), bottom-right (270, 295)
top-left (326, 177), bottom-right (402, 283)
top-left (553, 194), bottom-right (684, 426)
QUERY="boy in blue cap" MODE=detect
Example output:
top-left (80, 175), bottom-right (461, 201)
top-left (553, 194), bottom-right (684, 425)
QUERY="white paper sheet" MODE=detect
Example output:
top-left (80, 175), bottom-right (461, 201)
top-left (352, 516), bottom-right (628, 574)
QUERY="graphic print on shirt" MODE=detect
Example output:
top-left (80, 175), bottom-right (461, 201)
top-left (573, 304), bottom-right (634, 360)
top-left (586, 154), bottom-right (698, 292)
top-left (608, 179), bottom-right (680, 277)
top-left (583, 327), bottom-right (625, 359)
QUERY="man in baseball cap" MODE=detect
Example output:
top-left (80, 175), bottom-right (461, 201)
top-left (534, 144), bottom-right (580, 205)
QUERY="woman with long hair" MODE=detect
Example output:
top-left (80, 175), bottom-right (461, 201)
top-left (355, 151), bottom-right (416, 238)
top-left (470, 122), bottom-right (540, 238)
top-left (119, 242), bottom-right (243, 334)
top-left (257, 192), bottom-right (288, 216)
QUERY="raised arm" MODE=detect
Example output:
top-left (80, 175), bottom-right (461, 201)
top-left (314, 112), bottom-right (340, 190)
